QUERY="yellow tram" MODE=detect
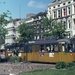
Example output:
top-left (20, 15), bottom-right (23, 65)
top-left (5, 38), bottom-right (75, 63)
top-left (25, 38), bottom-right (75, 63)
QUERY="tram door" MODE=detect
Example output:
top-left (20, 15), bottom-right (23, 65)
top-left (58, 42), bottom-right (69, 62)
top-left (32, 45), bottom-right (39, 61)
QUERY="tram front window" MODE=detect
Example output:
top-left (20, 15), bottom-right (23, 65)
top-left (68, 44), bottom-right (74, 52)
top-left (73, 44), bottom-right (75, 52)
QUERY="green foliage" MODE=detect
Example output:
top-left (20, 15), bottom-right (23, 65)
top-left (67, 65), bottom-right (75, 71)
top-left (66, 62), bottom-right (75, 69)
top-left (0, 10), bottom-right (12, 44)
top-left (19, 57), bottom-right (23, 62)
top-left (41, 17), bottom-right (67, 39)
top-left (55, 62), bottom-right (66, 69)
top-left (20, 69), bottom-right (75, 75)
top-left (8, 56), bottom-right (20, 62)
top-left (17, 22), bottom-right (35, 42)
top-left (56, 62), bottom-right (75, 69)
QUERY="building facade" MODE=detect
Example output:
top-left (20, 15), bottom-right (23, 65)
top-left (47, 0), bottom-right (75, 38)
top-left (5, 18), bottom-right (21, 44)
top-left (5, 12), bottom-right (47, 44)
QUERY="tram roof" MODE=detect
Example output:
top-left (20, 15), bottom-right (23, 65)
top-left (57, 38), bottom-right (71, 44)
top-left (28, 38), bottom-right (71, 44)
top-left (71, 38), bottom-right (75, 43)
top-left (28, 40), bottom-right (57, 45)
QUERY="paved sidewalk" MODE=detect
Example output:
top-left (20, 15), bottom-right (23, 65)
top-left (0, 62), bottom-right (55, 75)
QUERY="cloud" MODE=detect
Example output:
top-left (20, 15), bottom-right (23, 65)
top-left (28, 0), bottom-right (47, 8)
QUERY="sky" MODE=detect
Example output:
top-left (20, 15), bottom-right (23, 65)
top-left (0, 0), bottom-right (53, 19)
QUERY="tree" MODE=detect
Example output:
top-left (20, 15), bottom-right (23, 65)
top-left (17, 22), bottom-right (35, 42)
top-left (0, 10), bottom-right (12, 45)
top-left (41, 17), bottom-right (67, 39)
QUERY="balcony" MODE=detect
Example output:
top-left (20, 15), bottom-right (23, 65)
top-left (5, 34), bottom-right (16, 38)
top-left (7, 26), bottom-right (15, 30)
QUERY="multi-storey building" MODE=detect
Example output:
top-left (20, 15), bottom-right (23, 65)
top-left (5, 13), bottom-right (37, 44)
top-left (47, 0), bottom-right (75, 38)
top-left (33, 11), bottom-right (47, 40)
top-left (5, 18), bottom-right (21, 44)
top-left (5, 12), bottom-right (47, 44)
top-left (25, 11), bottom-right (47, 40)
top-left (25, 13), bottom-right (36, 23)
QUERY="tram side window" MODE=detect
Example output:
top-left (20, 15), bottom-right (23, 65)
top-left (39, 45), bottom-right (45, 56)
top-left (28, 45), bottom-right (32, 52)
top-left (19, 47), bottom-right (24, 52)
top-left (41, 45), bottom-right (44, 52)
top-left (54, 45), bottom-right (58, 52)
top-left (62, 44), bottom-right (65, 52)
top-left (40, 44), bottom-right (58, 52)
top-left (46, 45), bottom-right (50, 52)
top-left (50, 45), bottom-right (53, 52)
top-left (50, 45), bottom-right (58, 52)
top-left (59, 44), bottom-right (66, 52)
top-left (65, 44), bottom-right (68, 52)
top-left (40, 45), bottom-right (45, 52)
top-left (7, 48), bottom-right (10, 52)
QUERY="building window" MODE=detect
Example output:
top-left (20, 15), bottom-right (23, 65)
top-left (13, 37), bottom-right (15, 40)
top-left (74, 5), bottom-right (75, 14)
top-left (63, 3), bottom-right (65, 5)
top-left (49, 10), bottom-right (51, 14)
top-left (73, 19), bottom-right (75, 29)
top-left (68, 20), bottom-right (70, 29)
top-left (68, 7), bottom-right (70, 15)
top-left (73, 0), bottom-right (75, 2)
top-left (53, 11), bottom-right (56, 18)
top-left (58, 5), bottom-right (60, 7)
top-left (67, 33), bottom-right (70, 38)
top-left (63, 21), bottom-right (66, 29)
top-left (63, 8), bottom-right (66, 16)
top-left (53, 6), bottom-right (55, 8)
top-left (58, 10), bottom-right (61, 18)
top-left (68, 2), bottom-right (71, 4)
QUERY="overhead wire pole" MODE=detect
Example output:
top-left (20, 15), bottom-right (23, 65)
top-left (19, 4), bottom-right (21, 19)
top-left (19, 4), bottom-right (22, 24)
